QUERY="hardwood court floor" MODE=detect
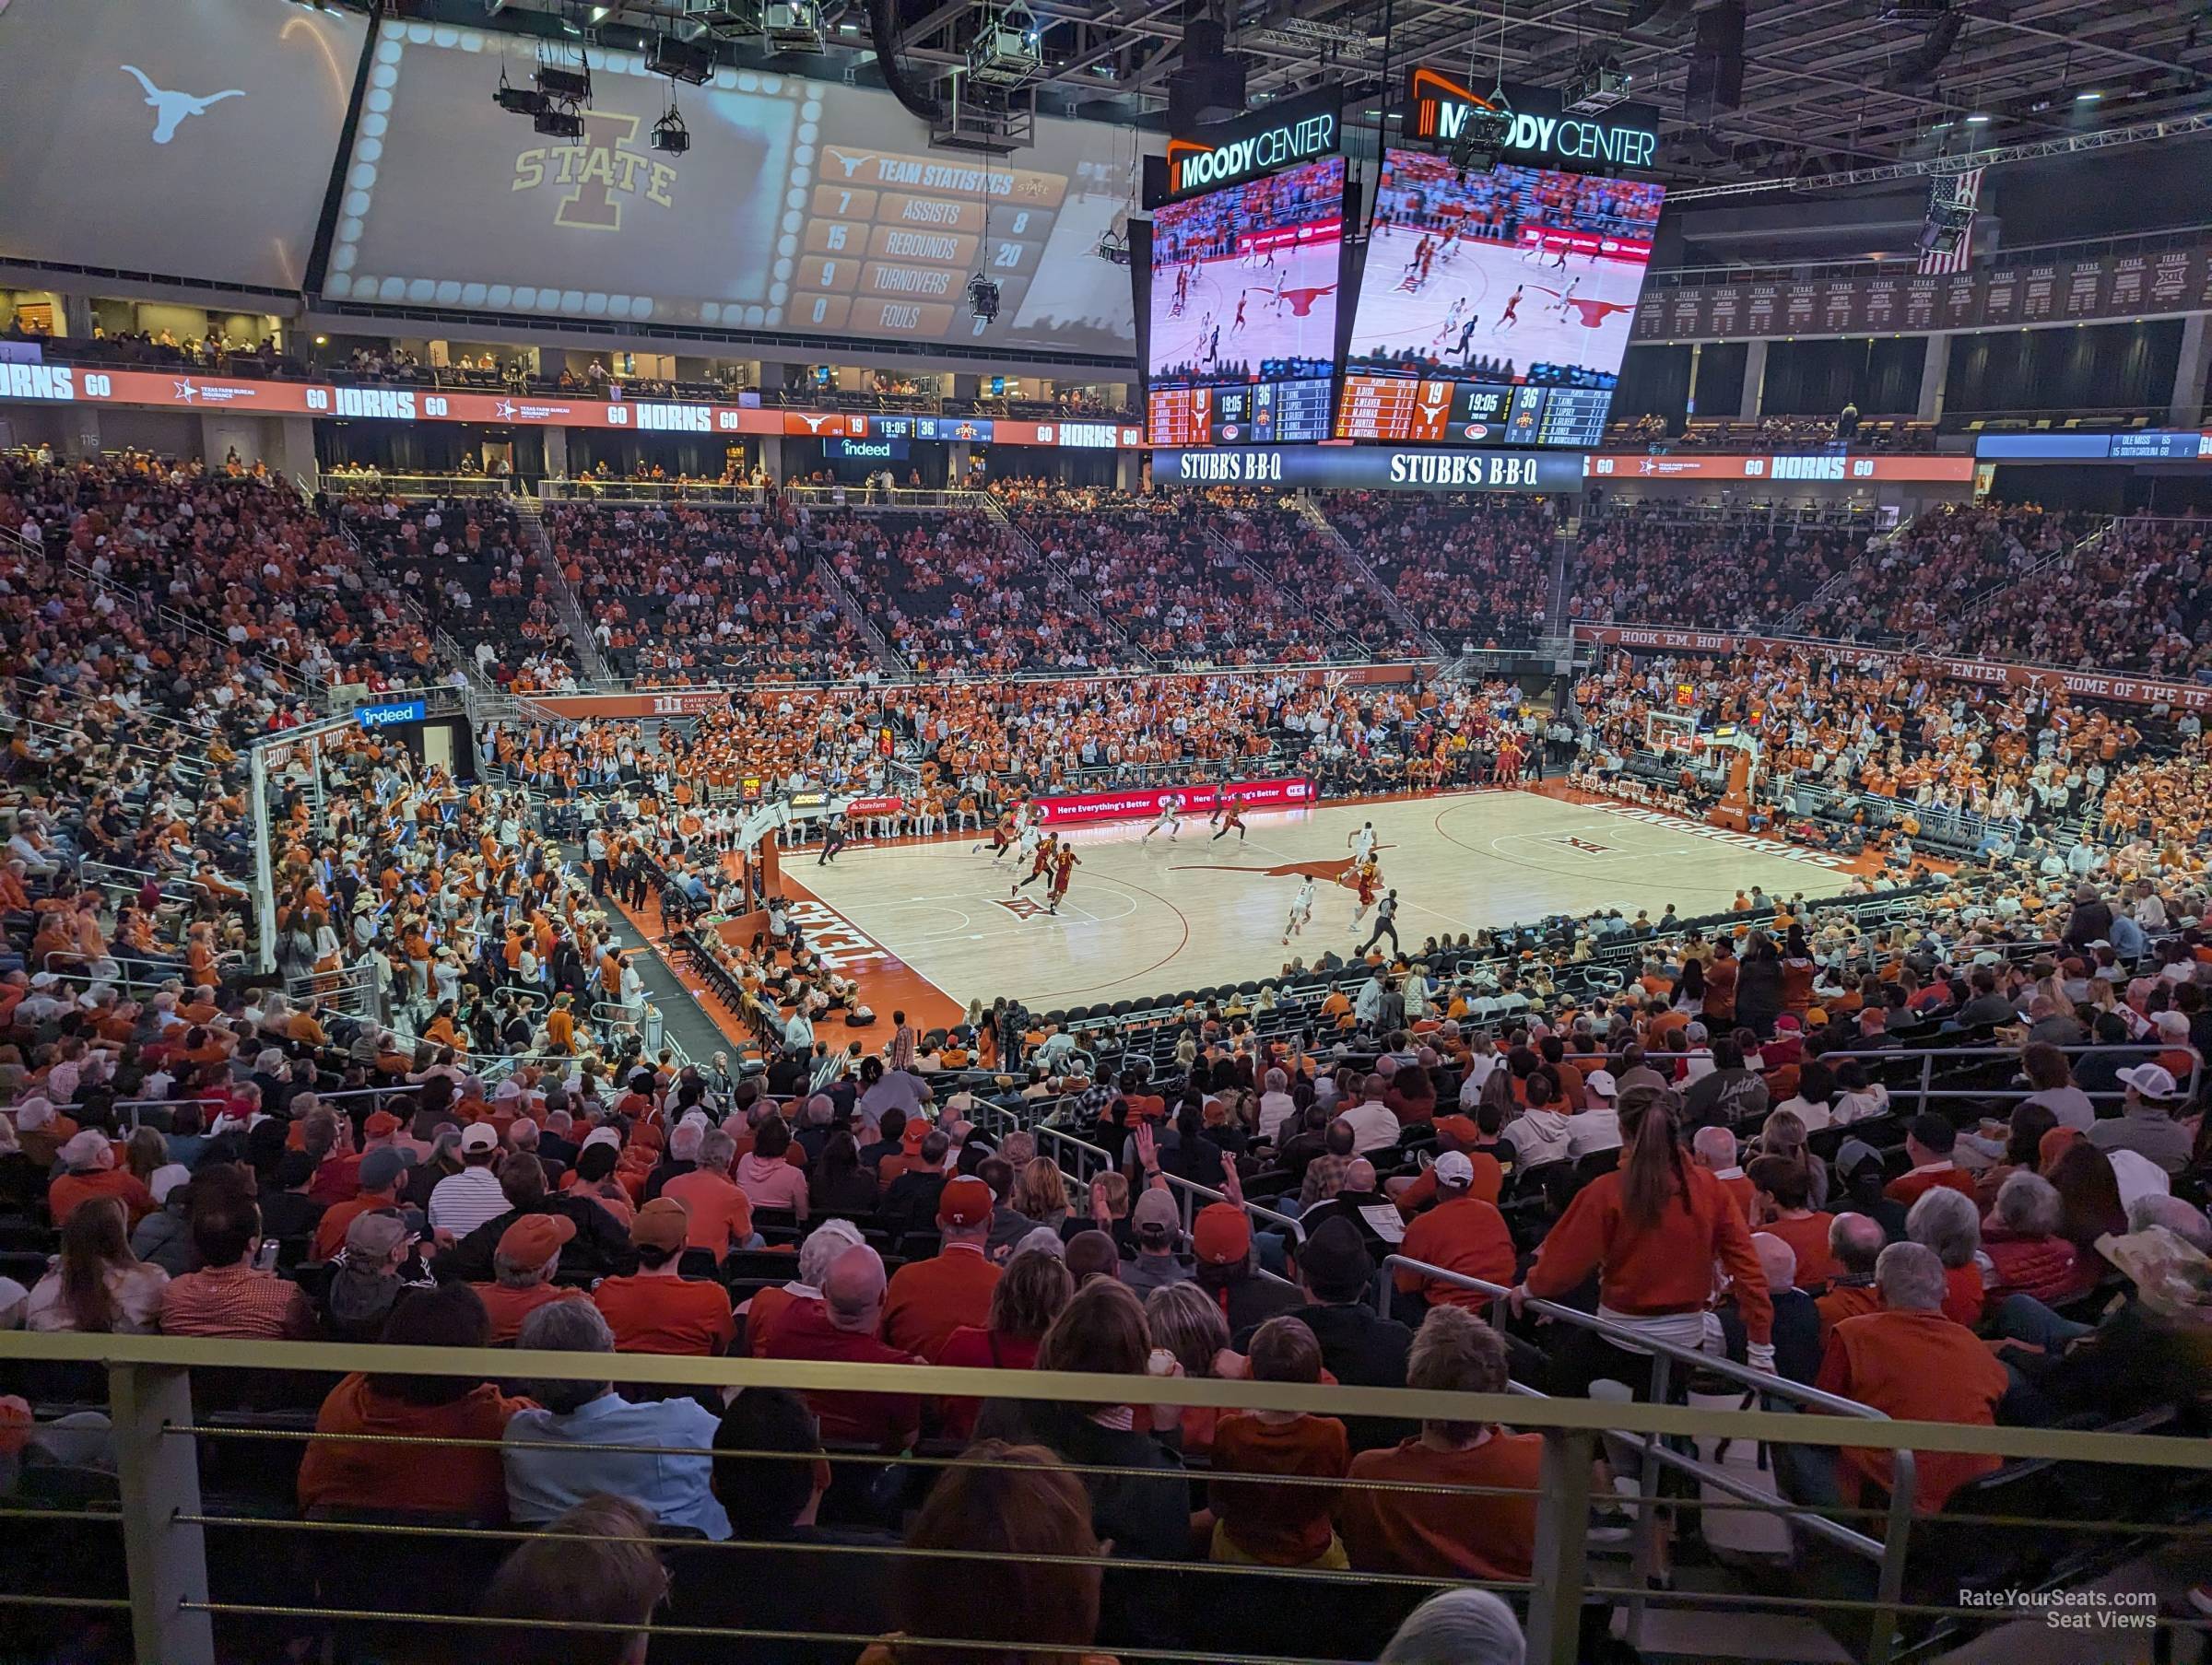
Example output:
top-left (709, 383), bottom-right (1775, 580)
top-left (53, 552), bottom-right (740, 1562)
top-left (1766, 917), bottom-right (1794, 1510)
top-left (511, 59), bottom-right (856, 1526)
top-left (792, 787), bottom-right (1862, 1013)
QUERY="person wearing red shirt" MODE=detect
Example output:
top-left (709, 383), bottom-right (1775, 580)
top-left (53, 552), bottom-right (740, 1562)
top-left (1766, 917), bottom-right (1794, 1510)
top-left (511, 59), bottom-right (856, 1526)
top-left (471, 1214), bottom-right (591, 1345)
top-left (879, 1176), bottom-right (1002, 1361)
top-left (1208, 1316), bottom-right (1349, 1567)
top-left (1813, 1214), bottom-right (1887, 1341)
top-left (315, 1147), bottom-right (411, 1261)
top-left (298, 1284), bottom-right (532, 1522)
top-left (591, 1198), bottom-right (736, 1356)
top-left (48, 1131), bottom-right (155, 1227)
top-left (1905, 1187), bottom-right (1989, 1327)
top-left (1884, 1115), bottom-right (1979, 1208)
top-left (660, 1129), bottom-right (758, 1261)
top-left (1519, 1085), bottom-right (1773, 1379)
top-left (1337, 1307), bottom-right (1543, 1579)
top-left (1804, 1242), bottom-right (2009, 1514)
top-left (759, 1244), bottom-right (925, 1450)
top-left (1746, 1155), bottom-right (1840, 1286)
top-left (935, 1247), bottom-right (1073, 1440)
top-left (1394, 1153), bottom-right (1516, 1313)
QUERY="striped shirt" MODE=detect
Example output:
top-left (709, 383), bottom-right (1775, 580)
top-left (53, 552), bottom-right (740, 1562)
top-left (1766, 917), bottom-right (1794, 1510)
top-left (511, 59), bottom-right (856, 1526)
top-left (159, 1264), bottom-right (314, 1340)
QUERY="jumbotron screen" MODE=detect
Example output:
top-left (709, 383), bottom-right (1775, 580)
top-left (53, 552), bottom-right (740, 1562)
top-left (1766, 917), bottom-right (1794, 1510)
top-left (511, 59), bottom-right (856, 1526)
top-left (1147, 156), bottom-right (1346, 447)
top-left (1336, 151), bottom-right (1663, 448)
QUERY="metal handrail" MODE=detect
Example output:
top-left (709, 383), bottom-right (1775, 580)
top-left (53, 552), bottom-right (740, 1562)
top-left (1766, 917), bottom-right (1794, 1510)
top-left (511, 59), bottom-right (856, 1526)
top-left (1380, 1252), bottom-right (1914, 1663)
top-left (3, 1330), bottom-right (2207, 1665)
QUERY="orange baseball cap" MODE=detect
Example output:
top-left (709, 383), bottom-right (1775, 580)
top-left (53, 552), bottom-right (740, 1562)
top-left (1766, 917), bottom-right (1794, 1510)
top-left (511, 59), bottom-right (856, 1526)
top-left (937, 1176), bottom-right (994, 1227)
top-left (497, 1214), bottom-right (577, 1265)
top-left (1192, 1202), bottom-right (1252, 1267)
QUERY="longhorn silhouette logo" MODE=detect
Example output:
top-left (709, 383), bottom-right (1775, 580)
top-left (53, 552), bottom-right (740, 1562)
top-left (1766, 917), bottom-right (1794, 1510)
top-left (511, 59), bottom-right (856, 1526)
top-left (121, 66), bottom-right (243, 144)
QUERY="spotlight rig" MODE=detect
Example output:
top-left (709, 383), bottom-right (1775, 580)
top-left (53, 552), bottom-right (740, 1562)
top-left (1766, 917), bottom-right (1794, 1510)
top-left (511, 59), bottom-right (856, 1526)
top-left (493, 66), bottom-right (547, 116)
top-left (652, 91), bottom-right (690, 154)
top-left (969, 4), bottom-right (1043, 90)
top-left (967, 271), bottom-right (1002, 321)
top-left (1450, 92), bottom-right (1513, 179)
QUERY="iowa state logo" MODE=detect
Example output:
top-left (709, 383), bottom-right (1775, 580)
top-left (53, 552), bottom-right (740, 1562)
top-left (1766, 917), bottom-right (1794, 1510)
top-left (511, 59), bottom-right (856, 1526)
top-left (512, 111), bottom-right (678, 231)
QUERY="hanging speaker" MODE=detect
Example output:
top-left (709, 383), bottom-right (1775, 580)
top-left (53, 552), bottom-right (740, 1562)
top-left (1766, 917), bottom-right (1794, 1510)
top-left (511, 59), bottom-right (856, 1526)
top-left (1684, 0), bottom-right (1746, 122)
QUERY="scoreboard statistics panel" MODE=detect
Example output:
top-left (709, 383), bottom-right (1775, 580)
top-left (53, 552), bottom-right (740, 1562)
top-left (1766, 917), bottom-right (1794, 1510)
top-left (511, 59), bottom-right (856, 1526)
top-left (1147, 156), bottom-right (1346, 446)
top-left (324, 23), bottom-right (1137, 356)
top-left (1337, 150), bottom-right (1662, 445)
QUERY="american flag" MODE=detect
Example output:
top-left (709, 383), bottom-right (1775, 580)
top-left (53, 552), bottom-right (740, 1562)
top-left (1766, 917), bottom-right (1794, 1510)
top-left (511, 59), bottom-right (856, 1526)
top-left (1918, 167), bottom-right (1984, 276)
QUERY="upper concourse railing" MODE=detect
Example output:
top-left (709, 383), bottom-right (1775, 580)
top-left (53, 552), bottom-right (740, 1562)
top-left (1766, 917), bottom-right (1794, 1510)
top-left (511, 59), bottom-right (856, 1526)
top-left (3, 1333), bottom-right (2208, 1665)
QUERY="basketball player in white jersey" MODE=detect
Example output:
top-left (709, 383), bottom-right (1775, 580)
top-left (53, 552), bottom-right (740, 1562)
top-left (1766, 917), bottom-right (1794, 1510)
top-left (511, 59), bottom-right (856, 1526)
top-left (1282, 876), bottom-right (1317, 946)
top-left (1348, 821), bottom-right (1378, 865)
top-left (1140, 794), bottom-right (1183, 841)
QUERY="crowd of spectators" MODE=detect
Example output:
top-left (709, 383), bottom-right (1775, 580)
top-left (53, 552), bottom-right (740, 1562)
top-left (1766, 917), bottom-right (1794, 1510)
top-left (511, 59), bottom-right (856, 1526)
top-left (818, 510), bottom-right (1137, 675)
top-left (12, 436), bottom-right (2212, 1659)
top-left (1320, 492), bottom-right (1558, 650)
top-left (1567, 506), bottom-right (1853, 629)
top-left (1927, 511), bottom-right (2212, 676)
top-left (1792, 503), bottom-right (2088, 647)
top-left (1004, 492), bottom-right (1339, 667)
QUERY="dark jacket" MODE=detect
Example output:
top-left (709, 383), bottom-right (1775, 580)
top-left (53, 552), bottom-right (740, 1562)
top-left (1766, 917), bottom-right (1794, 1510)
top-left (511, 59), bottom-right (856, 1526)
top-left (971, 1399), bottom-right (1188, 1651)
top-left (432, 1194), bottom-right (637, 1283)
top-left (1238, 1299), bottom-right (1414, 1450)
top-left (1734, 953), bottom-right (1785, 1035)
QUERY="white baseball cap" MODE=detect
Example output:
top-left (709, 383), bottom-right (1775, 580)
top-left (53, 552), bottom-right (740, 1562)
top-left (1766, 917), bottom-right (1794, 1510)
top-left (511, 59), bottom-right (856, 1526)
top-left (1433, 1150), bottom-right (1476, 1188)
top-left (459, 1122), bottom-right (500, 1153)
top-left (2117, 1063), bottom-right (2181, 1102)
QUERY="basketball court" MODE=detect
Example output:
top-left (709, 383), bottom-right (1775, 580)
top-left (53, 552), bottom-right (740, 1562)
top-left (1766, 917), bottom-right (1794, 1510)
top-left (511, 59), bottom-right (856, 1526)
top-left (1347, 223), bottom-right (1646, 374)
top-left (782, 787), bottom-right (1860, 1016)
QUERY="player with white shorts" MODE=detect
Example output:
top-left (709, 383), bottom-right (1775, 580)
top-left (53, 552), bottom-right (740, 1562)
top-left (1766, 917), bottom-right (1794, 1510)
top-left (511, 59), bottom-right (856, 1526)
top-left (1140, 795), bottom-right (1183, 841)
top-left (1348, 821), bottom-right (1378, 865)
top-left (1282, 877), bottom-right (1316, 946)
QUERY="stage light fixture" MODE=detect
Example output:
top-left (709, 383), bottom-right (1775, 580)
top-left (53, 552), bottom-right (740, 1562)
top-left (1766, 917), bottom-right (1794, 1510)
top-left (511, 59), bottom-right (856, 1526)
top-left (535, 106), bottom-right (585, 139)
top-left (970, 4), bottom-right (1043, 90)
top-left (2076, 89), bottom-right (2103, 102)
top-left (652, 105), bottom-right (689, 154)
top-left (494, 68), bottom-right (547, 115)
top-left (1449, 98), bottom-right (1512, 178)
top-left (968, 272), bottom-right (1001, 321)
top-left (648, 31), bottom-right (715, 82)
top-left (537, 62), bottom-right (593, 103)
top-left (761, 0), bottom-right (825, 53)
top-left (1566, 56), bottom-right (1632, 114)
top-left (1094, 228), bottom-right (1130, 265)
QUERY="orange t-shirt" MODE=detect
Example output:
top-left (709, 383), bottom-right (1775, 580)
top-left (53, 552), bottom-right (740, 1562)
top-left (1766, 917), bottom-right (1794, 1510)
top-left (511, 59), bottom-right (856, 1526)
top-left (879, 1246), bottom-right (1002, 1361)
top-left (1759, 1212), bottom-right (1840, 1286)
top-left (1208, 1412), bottom-right (1348, 1565)
top-left (1394, 1197), bottom-right (1518, 1309)
top-left (49, 1168), bottom-right (157, 1227)
top-left (470, 1282), bottom-right (589, 1347)
top-left (298, 1374), bottom-right (530, 1521)
top-left (658, 1169), bottom-right (756, 1260)
top-left (591, 1273), bottom-right (736, 1356)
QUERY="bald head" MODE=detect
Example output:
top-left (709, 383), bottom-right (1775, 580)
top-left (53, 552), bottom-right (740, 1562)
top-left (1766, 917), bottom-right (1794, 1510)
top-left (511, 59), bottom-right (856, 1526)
top-left (1830, 1212), bottom-right (1886, 1275)
top-left (1690, 1126), bottom-right (1736, 1169)
top-left (1345, 1158), bottom-right (1377, 1194)
top-left (823, 1244), bottom-right (888, 1331)
top-left (1751, 1231), bottom-right (1797, 1295)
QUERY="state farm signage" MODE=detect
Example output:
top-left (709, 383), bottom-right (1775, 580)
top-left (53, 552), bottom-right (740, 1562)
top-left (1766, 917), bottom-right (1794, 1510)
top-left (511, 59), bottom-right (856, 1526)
top-left (1576, 624), bottom-right (2212, 713)
top-left (1031, 777), bottom-right (1315, 827)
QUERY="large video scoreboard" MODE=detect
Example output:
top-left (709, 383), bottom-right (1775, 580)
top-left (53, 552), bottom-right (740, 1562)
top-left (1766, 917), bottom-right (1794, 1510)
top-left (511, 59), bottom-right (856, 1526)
top-left (1146, 153), bottom-right (1347, 447)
